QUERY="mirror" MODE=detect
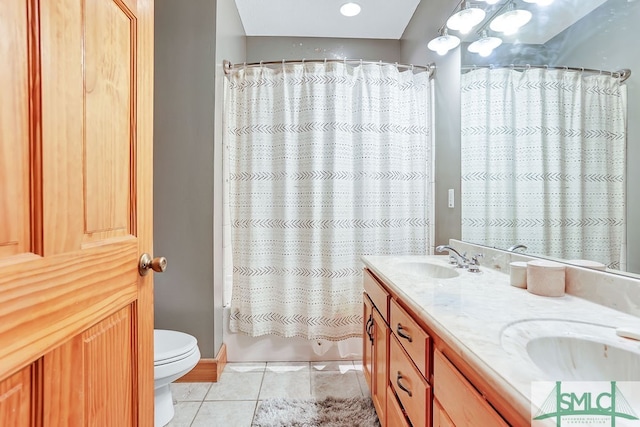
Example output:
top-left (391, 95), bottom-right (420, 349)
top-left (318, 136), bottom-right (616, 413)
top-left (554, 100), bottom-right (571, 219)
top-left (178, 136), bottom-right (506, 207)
top-left (459, 0), bottom-right (639, 274)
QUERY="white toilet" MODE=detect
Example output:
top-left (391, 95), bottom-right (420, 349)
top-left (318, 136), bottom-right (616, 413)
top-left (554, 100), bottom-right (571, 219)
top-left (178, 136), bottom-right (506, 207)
top-left (154, 329), bottom-right (201, 427)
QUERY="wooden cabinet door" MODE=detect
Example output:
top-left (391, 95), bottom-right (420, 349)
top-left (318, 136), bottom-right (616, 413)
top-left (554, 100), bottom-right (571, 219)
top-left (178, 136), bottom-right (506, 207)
top-left (372, 307), bottom-right (388, 421)
top-left (0, 0), bottom-right (154, 425)
top-left (363, 295), bottom-right (374, 391)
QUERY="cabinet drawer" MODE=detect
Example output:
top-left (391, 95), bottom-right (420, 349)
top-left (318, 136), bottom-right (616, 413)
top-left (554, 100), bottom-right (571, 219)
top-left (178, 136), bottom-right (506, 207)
top-left (390, 298), bottom-right (430, 378)
top-left (390, 335), bottom-right (430, 427)
top-left (434, 350), bottom-right (508, 427)
top-left (364, 269), bottom-right (390, 322)
top-left (386, 386), bottom-right (410, 427)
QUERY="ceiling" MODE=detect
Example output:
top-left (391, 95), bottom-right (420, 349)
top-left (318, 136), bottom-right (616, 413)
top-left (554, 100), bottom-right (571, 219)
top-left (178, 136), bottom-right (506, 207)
top-left (233, 0), bottom-right (610, 44)
top-left (233, 0), bottom-right (421, 39)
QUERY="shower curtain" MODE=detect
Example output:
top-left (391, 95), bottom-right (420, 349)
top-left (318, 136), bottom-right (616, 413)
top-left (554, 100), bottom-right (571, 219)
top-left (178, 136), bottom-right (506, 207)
top-left (461, 68), bottom-right (626, 268)
top-left (225, 62), bottom-right (432, 340)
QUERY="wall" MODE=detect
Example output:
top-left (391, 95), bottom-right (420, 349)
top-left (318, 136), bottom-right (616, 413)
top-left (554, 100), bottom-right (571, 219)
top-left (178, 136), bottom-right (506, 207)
top-left (246, 37), bottom-right (401, 63)
top-left (400, 0), bottom-right (462, 249)
top-left (214, 0), bottom-right (247, 352)
top-left (154, 0), bottom-right (246, 359)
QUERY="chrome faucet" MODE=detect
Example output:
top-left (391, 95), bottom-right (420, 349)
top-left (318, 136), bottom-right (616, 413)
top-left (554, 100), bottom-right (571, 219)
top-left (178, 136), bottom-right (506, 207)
top-left (507, 244), bottom-right (528, 253)
top-left (435, 245), bottom-right (468, 268)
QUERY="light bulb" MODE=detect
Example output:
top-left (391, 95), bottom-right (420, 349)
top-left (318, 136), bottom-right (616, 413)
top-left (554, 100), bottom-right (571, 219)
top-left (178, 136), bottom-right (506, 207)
top-left (427, 30), bottom-right (461, 56)
top-left (446, 3), bottom-right (486, 34)
top-left (340, 2), bottom-right (361, 17)
top-left (468, 32), bottom-right (503, 57)
top-left (490, 8), bottom-right (532, 34)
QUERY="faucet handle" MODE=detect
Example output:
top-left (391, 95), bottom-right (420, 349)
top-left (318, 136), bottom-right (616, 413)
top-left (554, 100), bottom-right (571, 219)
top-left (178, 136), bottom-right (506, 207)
top-left (468, 254), bottom-right (483, 273)
top-left (447, 254), bottom-right (458, 265)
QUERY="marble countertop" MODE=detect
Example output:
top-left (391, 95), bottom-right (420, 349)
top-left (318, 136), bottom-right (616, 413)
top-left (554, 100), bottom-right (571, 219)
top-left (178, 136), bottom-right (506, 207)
top-left (361, 255), bottom-right (640, 422)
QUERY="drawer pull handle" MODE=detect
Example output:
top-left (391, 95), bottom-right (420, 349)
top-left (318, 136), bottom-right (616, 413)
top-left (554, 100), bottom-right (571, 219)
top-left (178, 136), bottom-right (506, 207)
top-left (396, 372), bottom-right (413, 397)
top-left (366, 315), bottom-right (374, 343)
top-left (396, 324), bottom-right (413, 342)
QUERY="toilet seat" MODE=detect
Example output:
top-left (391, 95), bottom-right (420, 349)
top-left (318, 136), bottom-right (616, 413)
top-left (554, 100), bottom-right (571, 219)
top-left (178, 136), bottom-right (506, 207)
top-left (154, 329), bottom-right (198, 365)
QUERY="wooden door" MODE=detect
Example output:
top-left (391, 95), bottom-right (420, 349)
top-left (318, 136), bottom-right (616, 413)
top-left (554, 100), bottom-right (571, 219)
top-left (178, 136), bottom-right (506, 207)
top-left (0, 0), bottom-right (154, 425)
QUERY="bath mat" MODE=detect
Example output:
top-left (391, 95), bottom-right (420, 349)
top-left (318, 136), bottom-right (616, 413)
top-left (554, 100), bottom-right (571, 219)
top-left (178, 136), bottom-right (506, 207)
top-left (252, 396), bottom-right (381, 427)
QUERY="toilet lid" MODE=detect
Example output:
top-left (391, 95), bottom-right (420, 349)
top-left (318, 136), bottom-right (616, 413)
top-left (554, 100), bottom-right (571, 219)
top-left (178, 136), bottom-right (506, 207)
top-left (154, 329), bottom-right (198, 364)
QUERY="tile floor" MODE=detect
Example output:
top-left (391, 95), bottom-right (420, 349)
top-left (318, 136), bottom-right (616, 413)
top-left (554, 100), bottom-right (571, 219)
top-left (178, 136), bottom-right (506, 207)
top-left (167, 360), bottom-right (370, 427)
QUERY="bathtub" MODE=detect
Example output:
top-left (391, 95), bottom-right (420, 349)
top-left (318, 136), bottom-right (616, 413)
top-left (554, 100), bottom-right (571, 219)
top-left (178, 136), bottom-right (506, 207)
top-left (222, 306), bottom-right (362, 362)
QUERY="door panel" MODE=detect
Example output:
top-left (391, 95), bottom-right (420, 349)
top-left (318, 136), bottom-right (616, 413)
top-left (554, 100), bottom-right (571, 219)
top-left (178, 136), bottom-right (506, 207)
top-left (84, 0), bottom-right (135, 241)
top-left (0, 0), bottom-right (154, 425)
top-left (44, 307), bottom-right (134, 426)
top-left (0, 0), bottom-right (31, 260)
top-left (0, 366), bottom-right (31, 427)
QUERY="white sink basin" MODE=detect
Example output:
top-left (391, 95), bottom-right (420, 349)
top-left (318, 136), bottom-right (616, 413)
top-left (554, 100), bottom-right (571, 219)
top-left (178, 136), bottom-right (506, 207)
top-left (501, 320), bottom-right (640, 381)
top-left (527, 335), bottom-right (640, 381)
top-left (395, 261), bottom-right (460, 279)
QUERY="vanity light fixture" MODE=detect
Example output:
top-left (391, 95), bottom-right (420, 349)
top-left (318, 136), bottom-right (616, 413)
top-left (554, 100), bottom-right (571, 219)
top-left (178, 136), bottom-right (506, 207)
top-left (468, 31), bottom-right (503, 57)
top-left (427, 28), bottom-right (461, 56)
top-left (446, 1), bottom-right (486, 35)
top-left (340, 2), bottom-right (361, 17)
top-left (489, 2), bottom-right (532, 35)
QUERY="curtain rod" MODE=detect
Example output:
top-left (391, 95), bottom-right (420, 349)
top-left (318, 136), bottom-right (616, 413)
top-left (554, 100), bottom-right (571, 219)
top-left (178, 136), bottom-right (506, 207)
top-left (223, 59), bottom-right (437, 78)
top-left (461, 64), bottom-right (631, 83)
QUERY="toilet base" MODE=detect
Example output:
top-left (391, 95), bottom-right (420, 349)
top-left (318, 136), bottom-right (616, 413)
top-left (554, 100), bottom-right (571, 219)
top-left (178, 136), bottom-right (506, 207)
top-left (155, 384), bottom-right (175, 427)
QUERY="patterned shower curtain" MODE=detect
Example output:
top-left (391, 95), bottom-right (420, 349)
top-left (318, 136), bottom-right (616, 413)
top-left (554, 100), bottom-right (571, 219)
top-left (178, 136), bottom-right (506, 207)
top-left (225, 62), bottom-right (432, 340)
top-left (461, 68), bottom-right (626, 268)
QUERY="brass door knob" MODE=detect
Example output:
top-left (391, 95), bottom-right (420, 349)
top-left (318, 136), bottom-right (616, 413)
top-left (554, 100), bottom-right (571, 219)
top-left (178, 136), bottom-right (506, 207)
top-left (138, 253), bottom-right (167, 276)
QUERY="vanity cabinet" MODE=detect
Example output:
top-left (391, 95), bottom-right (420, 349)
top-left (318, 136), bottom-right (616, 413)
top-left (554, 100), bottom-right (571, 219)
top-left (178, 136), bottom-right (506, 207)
top-left (363, 268), bottom-right (516, 427)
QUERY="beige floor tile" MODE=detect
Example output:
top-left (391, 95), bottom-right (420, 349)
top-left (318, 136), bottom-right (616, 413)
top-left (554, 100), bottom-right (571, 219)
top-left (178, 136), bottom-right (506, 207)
top-left (265, 361), bottom-right (310, 373)
top-left (311, 370), bottom-right (364, 399)
top-left (191, 401), bottom-right (257, 427)
top-left (205, 372), bottom-right (264, 401)
top-left (355, 370), bottom-right (371, 396)
top-left (311, 360), bottom-right (356, 373)
top-left (170, 382), bottom-right (213, 402)
top-left (165, 401), bottom-right (201, 427)
top-left (224, 362), bottom-right (267, 373)
top-left (259, 370), bottom-right (311, 399)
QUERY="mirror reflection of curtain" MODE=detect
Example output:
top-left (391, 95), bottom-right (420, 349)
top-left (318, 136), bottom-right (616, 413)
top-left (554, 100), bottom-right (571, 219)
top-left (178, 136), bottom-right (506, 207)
top-left (226, 62), bottom-right (432, 340)
top-left (461, 68), bottom-right (626, 269)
